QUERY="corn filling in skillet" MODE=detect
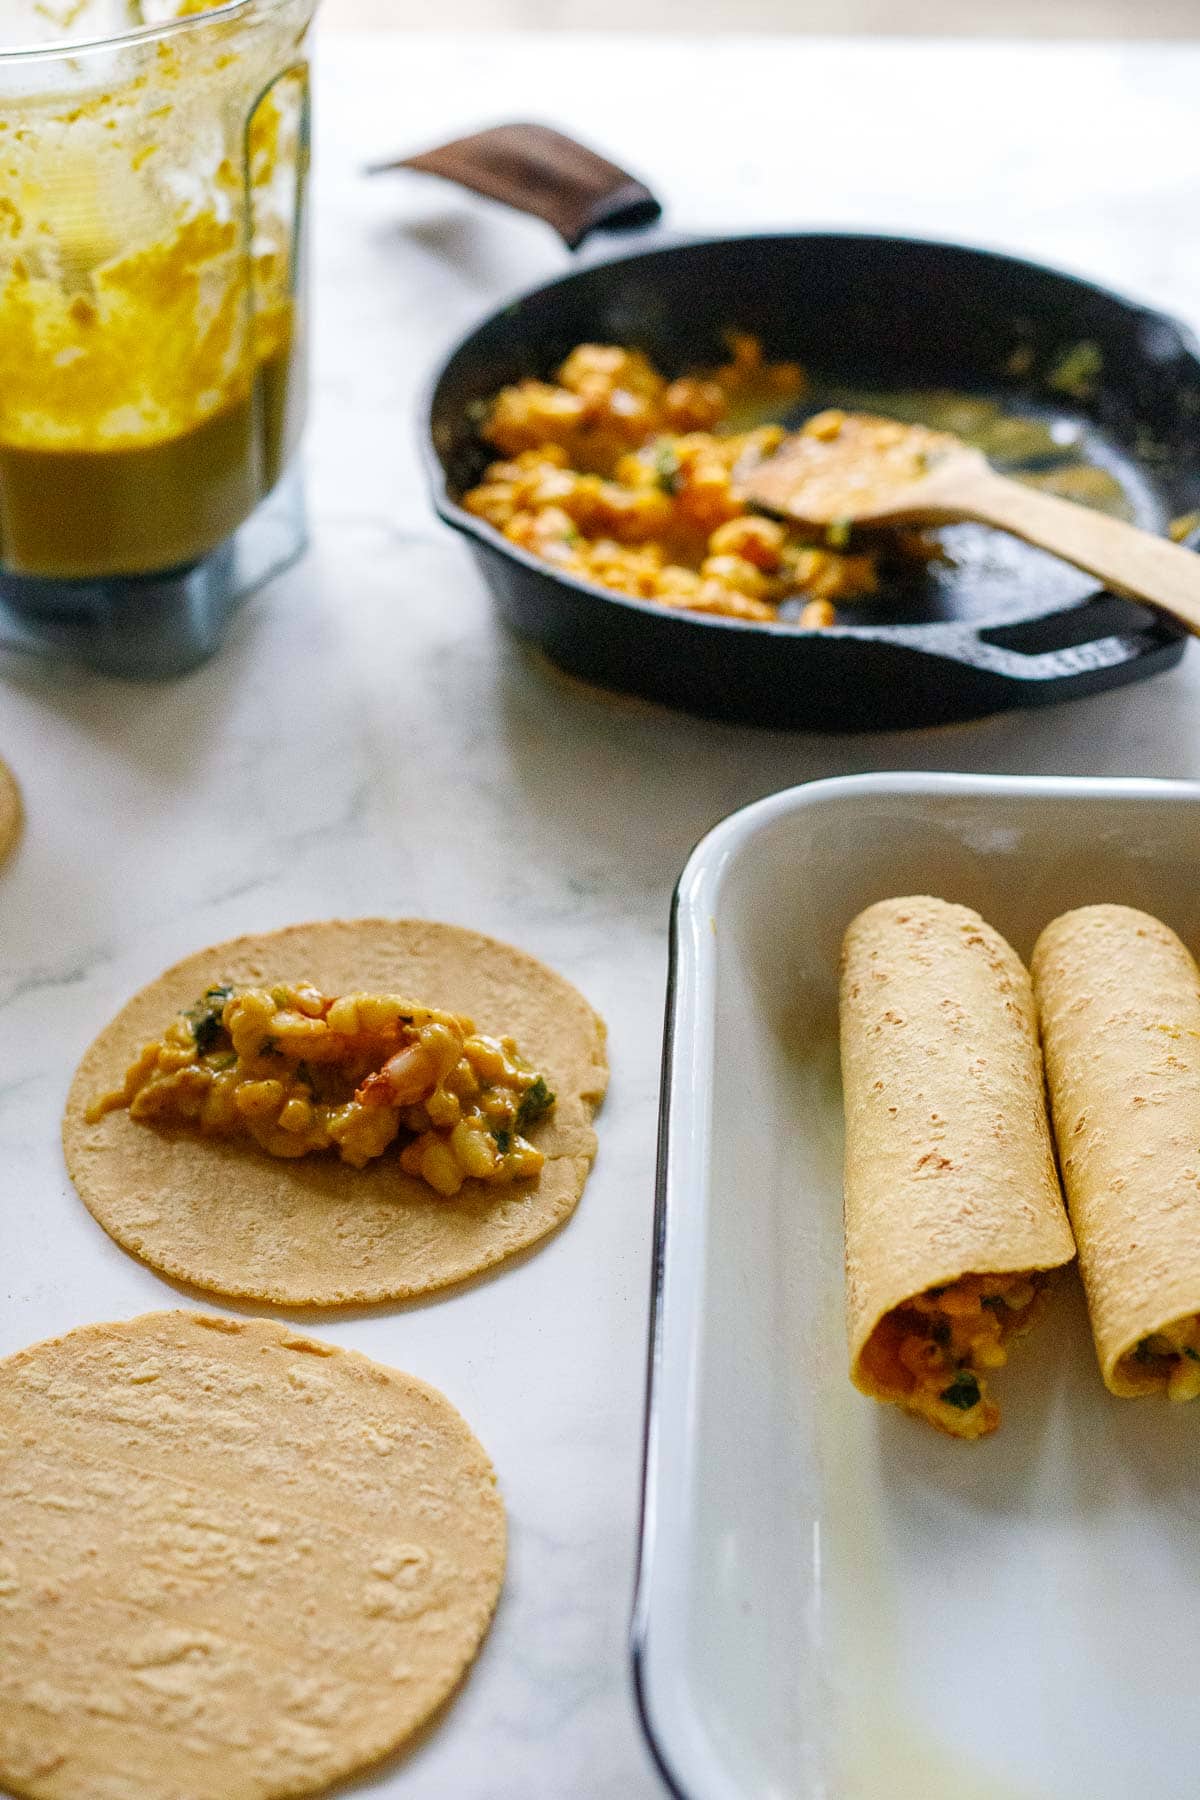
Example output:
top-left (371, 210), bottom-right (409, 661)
top-left (857, 1271), bottom-right (1048, 1440)
top-left (463, 336), bottom-right (935, 626)
top-left (88, 982), bottom-right (555, 1196)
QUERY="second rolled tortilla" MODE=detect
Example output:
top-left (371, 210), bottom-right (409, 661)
top-left (1032, 904), bottom-right (1200, 1399)
top-left (841, 896), bottom-right (1075, 1437)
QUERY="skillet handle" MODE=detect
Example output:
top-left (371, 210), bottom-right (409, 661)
top-left (369, 122), bottom-right (662, 251)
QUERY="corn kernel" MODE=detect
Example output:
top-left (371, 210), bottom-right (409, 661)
top-left (327, 996), bottom-right (359, 1035)
top-left (451, 1119), bottom-right (498, 1179)
top-left (1168, 1357), bottom-right (1200, 1403)
top-left (444, 1060), bottom-right (480, 1102)
top-left (235, 1079), bottom-right (285, 1120)
top-left (507, 1141), bottom-right (545, 1180)
top-left (279, 1097), bottom-right (315, 1134)
top-left (465, 1036), bottom-right (506, 1081)
top-left (420, 1138), bottom-right (464, 1197)
top-left (359, 995), bottom-right (402, 1035)
top-left (425, 1088), bottom-right (461, 1130)
top-left (421, 1022), bottom-right (465, 1082)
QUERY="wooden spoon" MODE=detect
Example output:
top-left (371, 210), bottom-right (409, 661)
top-left (741, 410), bottom-right (1200, 634)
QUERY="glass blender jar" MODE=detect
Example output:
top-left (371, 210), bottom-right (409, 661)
top-left (0, 0), bottom-right (315, 676)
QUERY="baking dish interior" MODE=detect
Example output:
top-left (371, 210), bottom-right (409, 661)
top-left (636, 774), bottom-right (1200, 1800)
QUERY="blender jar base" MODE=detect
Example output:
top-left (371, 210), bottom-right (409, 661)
top-left (0, 468), bottom-right (307, 680)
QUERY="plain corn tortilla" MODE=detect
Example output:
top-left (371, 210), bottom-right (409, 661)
top-left (0, 1310), bottom-right (505, 1800)
top-left (0, 756), bottom-right (20, 865)
top-left (64, 919), bottom-right (608, 1306)
top-left (1033, 904), bottom-right (1200, 1395)
top-left (840, 896), bottom-right (1075, 1395)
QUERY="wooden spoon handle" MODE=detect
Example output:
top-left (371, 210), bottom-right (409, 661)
top-left (958, 469), bottom-right (1200, 635)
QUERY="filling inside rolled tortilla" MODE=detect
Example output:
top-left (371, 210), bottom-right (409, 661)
top-left (857, 1271), bottom-right (1049, 1439)
top-left (1032, 903), bottom-right (1200, 1401)
top-left (1120, 1317), bottom-right (1200, 1402)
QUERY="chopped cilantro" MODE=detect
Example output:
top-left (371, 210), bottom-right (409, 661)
top-left (825, 517), bottom-right (852, 550)
top-left (653, 441), bottom-right (682, 495)
top-left (515, 1075), bottom-right (555, 1134)
top-left (1185, 1347), bottom-right (1200, 1364)
top-left (939, 1371), bottom-right (981, 1411)
top-left (1048, 339), bottom-right (1102, 400)
top-left (981, 1294), bottom-right (1005, 1310)
top-left (490, 1126), bottom-right (512, 1156)
top-left (185, 985), bottom-right (232, 1055)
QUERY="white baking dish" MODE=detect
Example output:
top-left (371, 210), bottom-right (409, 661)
top-left (633, 773), bottom-right (1200, 1800)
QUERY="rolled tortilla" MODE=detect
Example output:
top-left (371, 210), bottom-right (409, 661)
top-left (1032, 904), bottom-right (1200, 1399)
top-left (841, 896), bottom-right (1075, 1438)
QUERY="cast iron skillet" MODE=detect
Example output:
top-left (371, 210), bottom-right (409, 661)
top-left (397, 124), bottom-right (1200, 732)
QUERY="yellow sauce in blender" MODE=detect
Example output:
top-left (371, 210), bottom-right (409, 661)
top-left (0, 21), bottom-right (307, 579)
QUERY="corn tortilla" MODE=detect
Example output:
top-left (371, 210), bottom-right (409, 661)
top-left (0, 756), bottom-right (21, 865)
top-left (1032, 904), bottom-right (1200, 1395)
top-left (0, 1310), bottom-right (505, 1800)
top-left (841, 896), bottom-right (1075, 1398)
top-left (63, 920), bottom-right (608, 1306)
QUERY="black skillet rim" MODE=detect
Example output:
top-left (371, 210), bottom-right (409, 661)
top-left (420, 225), bottom-right (1200, 653)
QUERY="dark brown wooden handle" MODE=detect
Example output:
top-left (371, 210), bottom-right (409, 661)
top-left (369, 121), bottom-right (662, 250)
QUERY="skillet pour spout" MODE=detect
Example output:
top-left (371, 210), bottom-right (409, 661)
top-left (383, 123), bottom-right (1197, 731)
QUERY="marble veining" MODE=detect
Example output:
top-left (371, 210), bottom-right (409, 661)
top-left (4, 33), bottom-right (1200, 1799)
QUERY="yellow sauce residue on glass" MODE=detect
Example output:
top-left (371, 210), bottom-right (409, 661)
top-left (0, 13), bottom-right (308, 576)
top-left (0, 204), bottom-right (251, 449)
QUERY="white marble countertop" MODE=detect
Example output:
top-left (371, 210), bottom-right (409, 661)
top-left (4, 33), bottom-right (1200, 1800)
